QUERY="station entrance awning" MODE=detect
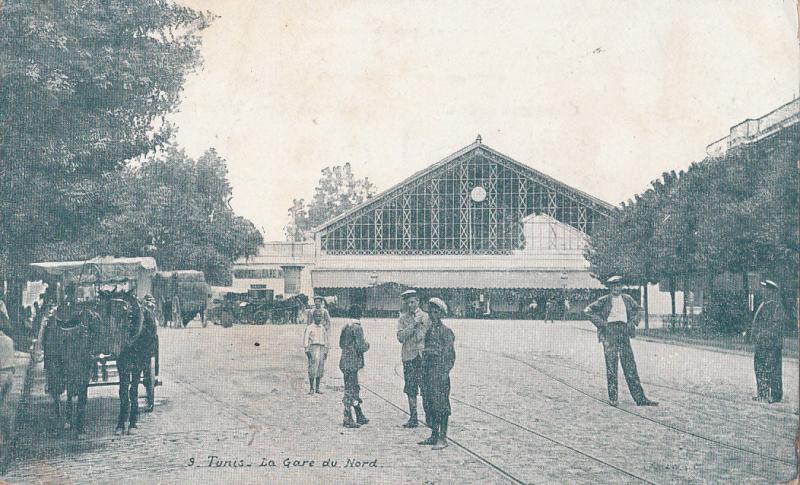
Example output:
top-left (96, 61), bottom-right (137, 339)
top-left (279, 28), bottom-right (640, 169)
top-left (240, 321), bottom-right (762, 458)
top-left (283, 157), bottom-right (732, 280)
top-left (312, 269), bottom-right (604, 289)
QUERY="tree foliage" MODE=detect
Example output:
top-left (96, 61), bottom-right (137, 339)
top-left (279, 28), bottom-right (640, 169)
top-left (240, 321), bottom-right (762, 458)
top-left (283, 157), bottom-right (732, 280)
top-left (586, 133), bottom-right (799, 330)
top-left (0, 0), bottom-right (214, 328)
top-left (0, 0), bottom-right (213, 274)
top-left (98, 145), bottom-right (263, 285)
top-left (285, 163), bottom-right (376, 241)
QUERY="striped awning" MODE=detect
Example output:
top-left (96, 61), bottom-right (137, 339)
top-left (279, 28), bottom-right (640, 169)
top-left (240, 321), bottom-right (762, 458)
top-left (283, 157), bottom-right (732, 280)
top-left (312, 269), bottom-right (604, 289)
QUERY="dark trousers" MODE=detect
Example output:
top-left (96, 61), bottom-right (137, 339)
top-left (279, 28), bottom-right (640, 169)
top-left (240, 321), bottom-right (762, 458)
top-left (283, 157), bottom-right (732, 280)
top-left (754, 343), bottom-right (782, 401)
top-left (602, 322), bottom-right (645, 403)
top-left (342, 369), bottom-right (361, 407)
top-left (117, 357), bottom-right (142, 427)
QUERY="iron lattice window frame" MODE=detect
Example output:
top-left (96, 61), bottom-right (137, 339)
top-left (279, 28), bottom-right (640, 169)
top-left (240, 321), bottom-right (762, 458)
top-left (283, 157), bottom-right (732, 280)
top-left (319, 146), bottom-right (612, 256)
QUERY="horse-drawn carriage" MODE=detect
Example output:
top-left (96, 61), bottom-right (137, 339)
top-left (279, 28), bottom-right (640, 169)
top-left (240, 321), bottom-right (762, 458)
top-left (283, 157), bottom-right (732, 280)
top-left (30, 256), bottom-right (161, 435)
top-left (220, 288), bottom-right (308, 324)
top-left (152, 270), bottom-right (211, 327)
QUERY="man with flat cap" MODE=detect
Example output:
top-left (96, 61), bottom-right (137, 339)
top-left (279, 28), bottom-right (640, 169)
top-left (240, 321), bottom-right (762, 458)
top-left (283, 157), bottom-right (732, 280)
top-left (585, 275), bottom-right (657, 407)
top-left (397, 289), bottom-right (430, 428)
top-left (748, 279), bottom-right (787, 403)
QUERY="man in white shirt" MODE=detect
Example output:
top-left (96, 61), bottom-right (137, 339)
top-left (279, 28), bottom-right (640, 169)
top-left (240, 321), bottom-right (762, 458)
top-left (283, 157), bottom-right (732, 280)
top-left (585, 276), bottom-right (657, 407)
top-left (397, 289), bottom-right (430, 428)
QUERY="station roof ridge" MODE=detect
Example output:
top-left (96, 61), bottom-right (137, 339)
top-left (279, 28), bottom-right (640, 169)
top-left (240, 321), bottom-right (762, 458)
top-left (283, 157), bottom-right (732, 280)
top-left (312, 139), bottom-right (614, 234)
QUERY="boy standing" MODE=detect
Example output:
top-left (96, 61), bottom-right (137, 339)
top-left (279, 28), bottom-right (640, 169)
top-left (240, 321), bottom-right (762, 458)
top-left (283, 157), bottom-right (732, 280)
top-left (339, 305), bottom-right (370, 428)
top-left (303, 310), bottom-right (328, 395)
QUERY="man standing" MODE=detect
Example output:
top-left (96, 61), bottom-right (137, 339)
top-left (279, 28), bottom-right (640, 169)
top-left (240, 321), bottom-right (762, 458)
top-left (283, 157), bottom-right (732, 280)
top-left (339, 305), bottom-right (370, 428)
top-left (141, 294), bottom-right (159, 412)
top-left (584, 276), bottom-right (657, 407)
top-left (313, 296), bottom-right (332, 333)
top-left (397, 289), bottom-right (430, 428)
top-left (749, 280), bottom-right (786, 403)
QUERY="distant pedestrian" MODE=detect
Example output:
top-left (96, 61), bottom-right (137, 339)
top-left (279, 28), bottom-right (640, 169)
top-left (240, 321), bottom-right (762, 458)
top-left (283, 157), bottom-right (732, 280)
top-left (418, 298), bottom-right (455, 450)
top-left (545, 298), bottom-right (555, 323)
top-left (304, 309), bottom-right (328, 394)
top-left (748, 280), bottom-right (786, 403)
top-left (584, 276), bottom-right (657, 407)
top-left (313, 296), bottom-right (332, 333)
top-left (528, 300), bottom-right (538, 318)
top-left (339, 305), bottom-right (370, 428)
top-left (397, 289), bottom-right (430, 428)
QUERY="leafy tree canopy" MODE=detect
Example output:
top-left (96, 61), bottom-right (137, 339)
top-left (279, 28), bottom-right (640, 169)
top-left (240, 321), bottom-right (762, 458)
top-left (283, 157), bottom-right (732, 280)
top-left (285, 163), bottom-right (376, 241)
top-left (97, 144), bottom-right (263, 286)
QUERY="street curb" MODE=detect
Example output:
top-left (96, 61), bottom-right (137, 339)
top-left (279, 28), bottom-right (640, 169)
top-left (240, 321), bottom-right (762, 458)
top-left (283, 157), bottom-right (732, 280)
top-left (0, 351), bottom-right (32, 473)
top-left (635, 335), bottom-right (800, 361)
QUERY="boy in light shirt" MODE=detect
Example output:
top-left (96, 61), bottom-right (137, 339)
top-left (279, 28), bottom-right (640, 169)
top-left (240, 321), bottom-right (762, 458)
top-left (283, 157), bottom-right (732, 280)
top-left (303, 309), bottom-right (328, 395)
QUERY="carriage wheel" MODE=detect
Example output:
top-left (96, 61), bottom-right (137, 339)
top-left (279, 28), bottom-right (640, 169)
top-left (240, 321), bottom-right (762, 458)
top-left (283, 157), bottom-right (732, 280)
top-left (253, 310), bottom-right (268, 325)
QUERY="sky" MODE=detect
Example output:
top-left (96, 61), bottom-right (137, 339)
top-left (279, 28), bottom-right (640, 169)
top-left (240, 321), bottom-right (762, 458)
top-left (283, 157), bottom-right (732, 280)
top-left (170, 0), bottom-right (799, 240)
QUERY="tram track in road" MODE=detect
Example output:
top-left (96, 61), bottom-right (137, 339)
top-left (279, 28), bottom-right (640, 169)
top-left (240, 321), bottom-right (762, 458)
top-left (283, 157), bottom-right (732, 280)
top-left (384, 365), bottom-right (658, 484)
top-left (360, 385), bottom-right (529, 485)
top-left (488, 350), bottom-right (796, 467)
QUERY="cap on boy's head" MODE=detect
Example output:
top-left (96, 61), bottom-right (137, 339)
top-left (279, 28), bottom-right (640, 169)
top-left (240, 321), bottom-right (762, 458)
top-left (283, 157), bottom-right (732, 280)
top-left (427, 297), bottom-right (448, 314)
top-left (313, 295), bottom-right (324, 302)
top-left (760, 280), bottom-right (779, 290)
top-left (400, 289), bottom-right (418, 299)
top-left (349, 304), bottom-right (362, 319)
top-left (606, 275), bottom-right (623, 285)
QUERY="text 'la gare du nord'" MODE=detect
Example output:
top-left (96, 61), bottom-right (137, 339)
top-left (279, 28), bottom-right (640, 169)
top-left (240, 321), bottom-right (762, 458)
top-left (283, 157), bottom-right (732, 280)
top-left (196, 456), bottom-right (378, 468)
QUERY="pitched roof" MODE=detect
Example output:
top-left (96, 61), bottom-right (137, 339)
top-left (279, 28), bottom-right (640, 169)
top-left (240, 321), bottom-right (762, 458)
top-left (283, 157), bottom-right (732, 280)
top-left (314, 140), bottom-right (614, 234)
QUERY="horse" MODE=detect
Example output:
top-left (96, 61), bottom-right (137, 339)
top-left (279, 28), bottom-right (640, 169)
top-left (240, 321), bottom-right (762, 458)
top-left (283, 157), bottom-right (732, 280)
top-left (41, 305), bottom-right (98, 436)
top-left (42, 289), bottom-right (152, 437)
top-left (101, 290), bottom-right (157, 435)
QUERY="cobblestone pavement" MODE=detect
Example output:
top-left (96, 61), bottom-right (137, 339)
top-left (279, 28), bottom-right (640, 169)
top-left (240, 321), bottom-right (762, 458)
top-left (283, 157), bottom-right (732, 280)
top-left (3, 318), bottom-right (797, 484)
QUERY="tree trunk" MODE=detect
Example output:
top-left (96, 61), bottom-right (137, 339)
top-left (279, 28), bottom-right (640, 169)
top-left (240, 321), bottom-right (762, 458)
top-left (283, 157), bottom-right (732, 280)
top-left (669, 277), bottom-right (676, 316)
top-left (741, 271), bottom-right (750, 315)
top-left (643, 285), bottom-right (649, 330)
top-left (669, 277), bottom-right (676, 332)
top-left (682, 279), bottom-right (688, 332)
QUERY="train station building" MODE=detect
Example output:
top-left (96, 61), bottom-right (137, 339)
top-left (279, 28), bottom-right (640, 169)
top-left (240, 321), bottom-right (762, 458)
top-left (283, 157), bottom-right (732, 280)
top-left (233, 138), bottom-right (614, 318)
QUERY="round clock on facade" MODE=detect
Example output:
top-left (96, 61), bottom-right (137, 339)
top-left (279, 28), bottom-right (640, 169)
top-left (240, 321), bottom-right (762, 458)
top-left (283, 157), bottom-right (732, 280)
top-left (470, 186), bottom-right (487, 202)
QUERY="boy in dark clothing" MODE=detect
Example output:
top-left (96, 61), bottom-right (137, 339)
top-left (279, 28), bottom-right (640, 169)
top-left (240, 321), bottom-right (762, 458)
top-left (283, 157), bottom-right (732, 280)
top-left (339, 305), bottom-right (370, 428)
top-left (418, 298), bottom-right (455, 450)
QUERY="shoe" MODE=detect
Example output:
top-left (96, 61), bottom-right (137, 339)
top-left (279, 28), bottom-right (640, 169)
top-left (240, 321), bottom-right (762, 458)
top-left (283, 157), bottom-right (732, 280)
top-left (315, 389), bottom-right (323, 394)
top-left (637, 399), bottom-right (658, 406)
top-left (417, 435), bottom-right (438, 445)
top-left (402, 418), bottom-right (418, 428)
top-left (127, 424), bottom-right (137, 435)
top-left (432, 439), bottom-right (449, 450)
top-left (354, 407), bottom-right (369, 425)
top-left (752, 396), bottom-right (767, 402)
top-left (609, 399), bottom-right (618, 407)
top-left (114, 426), bottom-right (125, 436)
top-left (343, 417), bottom-right (360, 429)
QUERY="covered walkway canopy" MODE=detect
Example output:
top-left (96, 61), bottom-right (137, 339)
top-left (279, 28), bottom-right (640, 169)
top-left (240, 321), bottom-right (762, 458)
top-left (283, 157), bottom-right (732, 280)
top-left (312, 269), bottom-right (604, 289)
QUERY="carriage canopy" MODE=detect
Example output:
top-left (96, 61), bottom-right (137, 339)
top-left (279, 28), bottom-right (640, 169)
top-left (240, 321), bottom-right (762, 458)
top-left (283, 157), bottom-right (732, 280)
top-left (31, 256), bottom-right (158, 299)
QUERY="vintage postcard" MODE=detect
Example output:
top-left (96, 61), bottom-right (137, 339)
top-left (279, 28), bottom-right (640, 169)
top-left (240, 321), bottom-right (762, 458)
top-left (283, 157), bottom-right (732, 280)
top-left (0, 1), bottom-right (798, 484)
